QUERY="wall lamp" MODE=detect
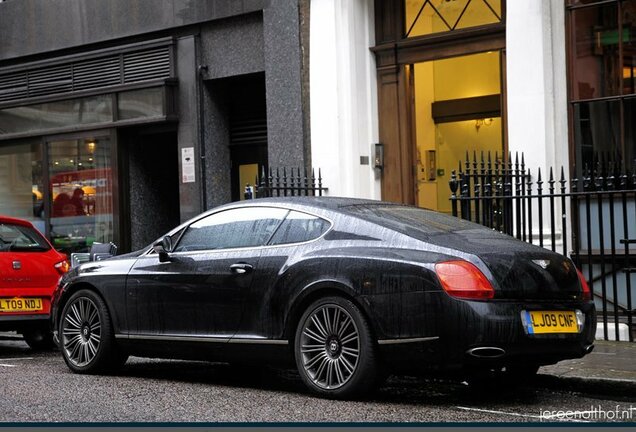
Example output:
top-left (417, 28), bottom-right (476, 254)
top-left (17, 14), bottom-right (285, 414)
top-left (475, 118), bottom-right (493, 131)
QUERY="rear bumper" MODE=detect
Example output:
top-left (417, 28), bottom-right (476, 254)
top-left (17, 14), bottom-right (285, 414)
top-left (0, 313), bottom-right (49, 332)
top-left (378, 297), bottom-right (596, 374)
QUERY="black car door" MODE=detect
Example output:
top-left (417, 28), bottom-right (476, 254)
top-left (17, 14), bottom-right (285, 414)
top-left (127, 207), bottom-right (288, 340)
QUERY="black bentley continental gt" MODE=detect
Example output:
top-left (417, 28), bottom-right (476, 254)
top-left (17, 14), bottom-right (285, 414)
top-left (51, 197), bottom-right (595, 398)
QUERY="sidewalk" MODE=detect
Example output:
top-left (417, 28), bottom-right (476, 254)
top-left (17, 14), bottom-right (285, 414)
top-left (537, 339), bottom-right (636, 397)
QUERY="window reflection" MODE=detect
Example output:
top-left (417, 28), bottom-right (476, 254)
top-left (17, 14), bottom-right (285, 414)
top-left (48, 137), bottom-right (113, 254)
top-left (0, 139), bottom-right (45, 234)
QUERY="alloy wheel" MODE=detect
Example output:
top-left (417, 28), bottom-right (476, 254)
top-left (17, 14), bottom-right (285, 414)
top-left (62, 297), bottom-right (102, 367)
top-left (299, 304), bottom-right (360, 390)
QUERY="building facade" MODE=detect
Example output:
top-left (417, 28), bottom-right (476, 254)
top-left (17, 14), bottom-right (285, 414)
top-left (1, 0), bottom-right (634, 257)
top-left (0, 0), bottom-right (309, 253)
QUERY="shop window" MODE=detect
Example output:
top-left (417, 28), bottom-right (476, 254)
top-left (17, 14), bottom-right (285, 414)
top-left (567, 0), bottom-right (636, 171)
top-left (405, 0), bottom-right (502, 38)
top-left (48, 137), bottom-right (113, 254)
top-left (0, 139), bottom-right (45, 233)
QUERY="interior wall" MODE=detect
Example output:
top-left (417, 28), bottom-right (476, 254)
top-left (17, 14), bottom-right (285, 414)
top-left (413, 52), bottom-right (502, 213)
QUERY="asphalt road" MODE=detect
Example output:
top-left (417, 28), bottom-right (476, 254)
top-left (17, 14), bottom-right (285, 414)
top-left (0, 334), bottom-right (633, 424)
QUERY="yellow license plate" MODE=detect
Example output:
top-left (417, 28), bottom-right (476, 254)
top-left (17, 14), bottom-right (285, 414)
top-left (524, 310), bottom-right (578, 334)
top-left (0, 298), bottom-right (43, 313)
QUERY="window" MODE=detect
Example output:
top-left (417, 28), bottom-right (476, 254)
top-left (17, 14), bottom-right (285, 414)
top-left (174, 207), bottom-right (288, 252)
top-left (0, 139), bottom-right (44, 234)
top-left (48, 136), bottom-right (114, 254)
top-left (268, 211), bottom-right (331, 245)
top-left (0, 223), bottom-right (50, 252)
top-left (405, 0), bottom-right (502, 38)
top-left (567, 0), bottom-right (636, 171)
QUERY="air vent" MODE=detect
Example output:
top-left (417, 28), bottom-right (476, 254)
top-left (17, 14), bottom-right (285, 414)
top-left (123, 47), bottom-right (171, 83)
top-left (0, 42), bottom-right (173, 104)
top-left (0, 72), bottom-right (28, 102)
top-left (230, 118), bottom-right (268, 146)
top-left (27, 65), bottom-right (73, 97)
top-left (73, 57), bottom-right (121, 91)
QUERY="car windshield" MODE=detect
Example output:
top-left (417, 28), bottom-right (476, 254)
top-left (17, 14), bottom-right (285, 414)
top-left (0, 223), bottom-right (51, 252)
top-left (342, 204), bottom-right (477, 234)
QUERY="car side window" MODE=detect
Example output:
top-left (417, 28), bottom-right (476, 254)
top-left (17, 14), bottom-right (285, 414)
top-left (268, 211), bottom-right (330, 246)
top-left (173, 207), bottom-right (288, 252)
top-left (0, 223), bottom-right (50, 252)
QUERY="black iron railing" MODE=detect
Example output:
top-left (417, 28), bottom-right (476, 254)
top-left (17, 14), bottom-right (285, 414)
top-left (449, 151), bottom-right (636, 342)
top-left (247, 166), bottom-right (328, 199)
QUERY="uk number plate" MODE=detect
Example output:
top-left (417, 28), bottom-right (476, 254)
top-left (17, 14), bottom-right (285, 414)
top-left (522, 310), bottom-right (579, 334)
top-left (0, 297), bottom-right (43, 313)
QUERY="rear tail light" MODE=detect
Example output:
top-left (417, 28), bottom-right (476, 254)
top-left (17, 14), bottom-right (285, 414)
top-left (54, 260), bottom-right (70, 275)
top-left (576, 268), bottom-right (591, 301)
top-left (434, 260), bottom-right (495, 300)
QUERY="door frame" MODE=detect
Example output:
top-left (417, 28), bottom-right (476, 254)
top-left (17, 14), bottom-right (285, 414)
top-left (372, 0), bottom-right (507, 204)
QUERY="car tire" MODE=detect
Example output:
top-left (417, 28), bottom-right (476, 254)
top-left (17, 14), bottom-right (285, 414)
top-left (294, 296), bottom-right (379, 399)
top-left (22, 326), bottom-right (55, 350)
top-left (59, 289), bottom-right (126, 374)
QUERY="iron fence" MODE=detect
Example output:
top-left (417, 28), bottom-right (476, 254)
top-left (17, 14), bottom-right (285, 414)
top-left (246, 166), bottom-right (328, 199)
top-left (449, 151), bottom-right (636, 342)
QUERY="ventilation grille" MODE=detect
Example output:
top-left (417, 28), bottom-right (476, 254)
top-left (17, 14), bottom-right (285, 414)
top-left (230, 118), bottom-right (268, 146)
top-left (0, 45), bottom-right (172, 104)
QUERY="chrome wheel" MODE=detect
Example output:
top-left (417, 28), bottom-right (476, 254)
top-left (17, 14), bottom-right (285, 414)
top-left (299, 304), bottom-right (360, 390)
top-left (62, 297), bottom-right (101, 367)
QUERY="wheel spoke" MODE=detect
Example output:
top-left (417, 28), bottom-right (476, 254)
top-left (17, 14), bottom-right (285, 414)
top-left (341, 331), bottom-right (358, 345)
top-left (313, 356), bottom-right (329, 383)
top-left (310, 315), bottom-right (329, 339)
top-left (322, 308), bottom-right (332, 334)
top-left (303, 328), bottom-right (326, 344)
top-left (342, 346), bottom-right (359, 358)
top-left (340, 355), bottom-right (355, 374)
top-left (301, 345), bottom-right (325, 353)
top-left (70, 304), bottom-right (82, 327)
top-left (325, 360), bottom-right (334, 388)
top-left (338, 317), bottom-right (351, 338)
top-left (65, 313), bottom-right (82, 329)
top-left (334, 358), bottom-right (345, 385)
top-left (304, 351), bottom-right (327, 369)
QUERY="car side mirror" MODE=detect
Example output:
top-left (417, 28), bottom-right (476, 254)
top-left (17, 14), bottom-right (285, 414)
top-left (153, 235), bottom-right (173, 262)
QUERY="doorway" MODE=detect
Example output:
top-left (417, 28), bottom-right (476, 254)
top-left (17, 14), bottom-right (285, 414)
top-left (412, 51), bottom-right (504, 213)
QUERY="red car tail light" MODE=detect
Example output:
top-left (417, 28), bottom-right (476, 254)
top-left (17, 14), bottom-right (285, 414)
top-left (54, 260), bottom-right (70, 275)
top-left (576, 269), bottom-right (591, 301)
top-left (434, 260), bottom-right (495, 300)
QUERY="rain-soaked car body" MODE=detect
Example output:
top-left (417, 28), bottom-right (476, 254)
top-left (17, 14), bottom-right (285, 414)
top-left (51, 197), bottom-right (595, 398)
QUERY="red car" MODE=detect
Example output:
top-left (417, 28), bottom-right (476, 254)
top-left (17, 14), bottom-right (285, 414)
top-left (0, 215), bottom-right (69, 349)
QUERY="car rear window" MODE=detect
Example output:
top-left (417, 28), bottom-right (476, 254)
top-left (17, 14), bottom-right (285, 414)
top-left (0, 223), bottom-right (51, 252)
top-left (342, 204), bottom-right (477, 234)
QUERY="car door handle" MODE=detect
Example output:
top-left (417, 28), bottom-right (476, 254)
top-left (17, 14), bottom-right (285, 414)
top-left (230, 263), bottom-right (253, 275)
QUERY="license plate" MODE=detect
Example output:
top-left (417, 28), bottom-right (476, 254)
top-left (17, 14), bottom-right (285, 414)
top-left (0, 297), bottom-right (43, 313)
top-left (523, 310), bottom-right (579, 334)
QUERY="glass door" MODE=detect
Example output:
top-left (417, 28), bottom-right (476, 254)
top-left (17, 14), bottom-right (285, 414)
top-left (47, 135), bottom-right (114, 254)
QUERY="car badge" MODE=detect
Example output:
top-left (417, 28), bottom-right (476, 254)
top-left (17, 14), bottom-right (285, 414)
top-left (12, 261), bottom-right (21, 270)
top-left (532, 259), bottom-right (550, 269)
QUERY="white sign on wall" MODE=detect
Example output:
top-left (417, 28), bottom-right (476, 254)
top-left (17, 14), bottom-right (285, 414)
top-left (181, 147), bottom-right (196, 183)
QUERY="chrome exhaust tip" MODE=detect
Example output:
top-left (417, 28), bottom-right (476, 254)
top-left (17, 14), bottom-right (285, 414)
top-left (466, 346), bottom-right (506, 359)
top-left (584, 344), bottom-right (594, 354)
